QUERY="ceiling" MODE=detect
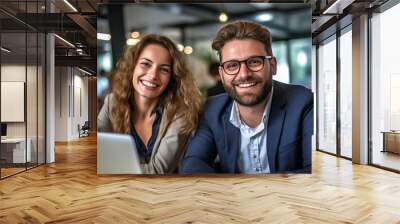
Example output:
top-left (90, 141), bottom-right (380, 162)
top-left (101, 3), bottom-right (311, 42)
top-left (97, 2), bottom-right (311, 65)
top-left (1, 0), bottom-right (391, 73)
top-left (0, 0), bottom-right (99, 73)
top-left (311, 0), bottom-right (390, 43)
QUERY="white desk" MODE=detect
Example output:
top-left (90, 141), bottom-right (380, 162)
top-left (1, 138), bottom-right (31, 163)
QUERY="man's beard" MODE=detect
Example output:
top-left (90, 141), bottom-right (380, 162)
top-left (223, 75), bottom-right (272, 107)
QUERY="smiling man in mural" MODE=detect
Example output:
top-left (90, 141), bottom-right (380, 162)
top-left (181, 20), bottom-right (313, 174)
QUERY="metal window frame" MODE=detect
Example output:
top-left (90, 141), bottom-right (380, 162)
top-left (315, 19), bottom-right (353, 161)
top-left (368, 0), bottom-right (400, 172)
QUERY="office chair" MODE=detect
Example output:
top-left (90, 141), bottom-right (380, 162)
top-left (79, 121), bottom-right (90, 138)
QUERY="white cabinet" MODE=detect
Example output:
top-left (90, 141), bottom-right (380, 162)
top-left (1, 138), bottom-right (32, 163)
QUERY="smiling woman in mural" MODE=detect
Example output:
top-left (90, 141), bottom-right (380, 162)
top-left (98, 34), bottom-right (202, 174)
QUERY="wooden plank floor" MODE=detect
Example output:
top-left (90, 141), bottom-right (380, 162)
top-left (1, 167), bottom-right (26, 178)
top-left (1, 135), bottom-right (400, 223)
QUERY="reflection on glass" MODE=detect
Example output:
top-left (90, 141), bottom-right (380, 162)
top-left (318, 37), bottom-right (337, 154)
top-left (272, 41), bottom-right (289, 84)
top-left (0, 1), bottom-right (46, 179)
top-left (1, 31), bottom-right (27, 177)
top-left (371, 3), bottom-right (400, 171)
top-left (38, 32), bottom-right (46, 165)
top-left (290, 38), bottom-right (312, 88)
top-left (27, 31), bottom-right (38, 169)
top-left (340, 29), bottom-right (352, 158)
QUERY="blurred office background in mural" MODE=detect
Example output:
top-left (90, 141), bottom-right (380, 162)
top-left (97, 3), bottom-right (312, 110)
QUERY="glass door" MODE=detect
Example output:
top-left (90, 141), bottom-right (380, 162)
top-left (370, 2), bottom-right (400, 171)
top-left (1, 31), bottom-right (28, 178)
top-left (339, 26), bottom-right (352, 159)
top-left (0, 0), bottom-right (47, 179)
top-left (317, 35), bottom-right (337, 155)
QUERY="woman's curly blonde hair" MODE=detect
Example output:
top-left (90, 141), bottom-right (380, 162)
top-left (111, 34), bottom-right (202, 135)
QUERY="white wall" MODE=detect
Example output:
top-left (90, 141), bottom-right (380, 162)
top-left (75, 73), bottom-right (89, 136)
top-left (1, 64), bottom-right (26, 81)
top-left (54, 67), bottom-right (89, 141)
top-left (1, 64), bottom-right (46, 164)
top-left (55, 67), bottom-right (69, 141)
top-left (1, 65), bottom-right (35, 138)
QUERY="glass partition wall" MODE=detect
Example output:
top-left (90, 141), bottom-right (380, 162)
top-left (339, 27), bottom-right (352, 159)
top-left (370, 2), bottom-right (400, 171)
top-left (0, 29), bottom-right (27, 177)
top-left (0, 1), bottom-right (46, 179)
top-left (317, 35), bottom-right (337, 155)
top-left (316, 0), bottom-right (400, 172)
top-left (316, 25), bottom-right (353, 159)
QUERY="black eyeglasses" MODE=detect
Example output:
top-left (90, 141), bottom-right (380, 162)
top-left (220, 55), bottom-right (273, 76)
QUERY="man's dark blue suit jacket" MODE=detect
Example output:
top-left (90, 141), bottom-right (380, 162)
top-left (180, 81), bottom-right (313, 174)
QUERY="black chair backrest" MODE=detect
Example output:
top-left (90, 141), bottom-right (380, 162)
top-left (82, 121), bottom-right (90, 129)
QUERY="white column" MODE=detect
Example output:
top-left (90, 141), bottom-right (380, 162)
top-left (45, 1), bottom-right (55, 163)
top-left (352, 14), bottom-right (369, 164)
top-left (46, 33), bottom-right (55, 163)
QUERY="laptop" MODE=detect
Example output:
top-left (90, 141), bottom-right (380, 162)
top-left (97, 132), bottom-right (143, 174)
